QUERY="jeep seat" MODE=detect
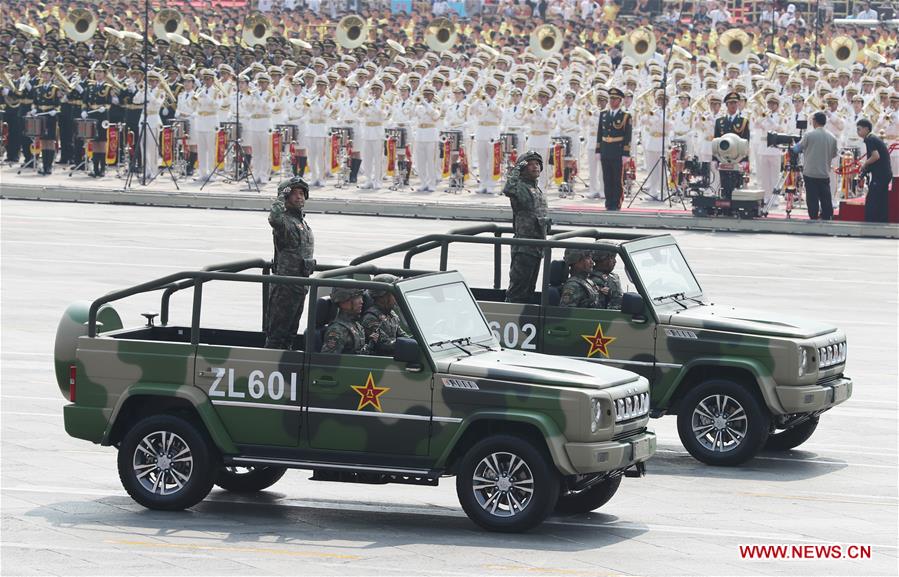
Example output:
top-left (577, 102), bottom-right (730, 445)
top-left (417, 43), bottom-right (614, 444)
top-left (307, 296), bottom-right (336, 352)
top-left (545, 260), bottom-right (568, 307)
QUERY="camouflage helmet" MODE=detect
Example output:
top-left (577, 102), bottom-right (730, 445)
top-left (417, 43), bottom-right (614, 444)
top-left (369, 273), bottom-right (398, 298)
top-left (516, 150), bottom-right (543, 170)
top-left (277, 176), bottom-right (309, 199)
top-left (563, 248), bottom-right (593, 266)
top-left (331, 286), bottom-right (363, 303)
top-left (592, 248), bottom-right (617, 263)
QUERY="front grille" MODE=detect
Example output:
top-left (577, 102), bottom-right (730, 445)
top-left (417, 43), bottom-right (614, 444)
top-left (817, 341), bottom-right (847, 369)
top-left (614, 392), bottom-right (650, 423)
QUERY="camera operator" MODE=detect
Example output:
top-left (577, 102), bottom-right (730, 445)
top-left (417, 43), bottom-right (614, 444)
top-left (791, 111), bottom-right (838, 220)
top-left (855, 119), bottom-right (892, 223)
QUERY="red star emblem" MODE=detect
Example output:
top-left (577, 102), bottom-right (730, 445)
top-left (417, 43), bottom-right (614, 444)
top-left (351, 372), bottom-right (390, 412)
top-left (581, 323), bottom-right (616, 358)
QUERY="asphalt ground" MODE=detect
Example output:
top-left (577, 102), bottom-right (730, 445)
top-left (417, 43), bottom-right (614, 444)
top-left (1, 199), bottom-right (897, 576)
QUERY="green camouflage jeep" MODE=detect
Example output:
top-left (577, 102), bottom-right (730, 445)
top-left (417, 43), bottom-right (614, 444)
top-left (55, 259), bottom-right (655, 532)
top-left (349, 224), bottom-right (853, 466)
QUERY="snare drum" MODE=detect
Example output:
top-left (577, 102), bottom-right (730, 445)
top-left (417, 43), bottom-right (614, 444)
top-left (330, 126), bottom-right (354, 147)
top-left (276, 124), bottom-right (298, 143)
top-left (219, 121), bottom-right (241, 141)
top-left (499, 133), bottom-right (519, 154)
top-left (440, 130), bottom-right (462, 151)
top-left (75, 118), bottom-right (98, 140)
top-left (385, 127), bottom-right (407, 149)
top-left (551, 135), bottom-right (571, 156)
top-left (24, 116), bottom-right (46, 138)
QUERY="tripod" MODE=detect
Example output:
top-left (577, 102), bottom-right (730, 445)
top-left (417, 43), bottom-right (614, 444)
top-left (200, 40), bottom-right (258, 193)
top-left (627, 44), bottom-right (686, 210)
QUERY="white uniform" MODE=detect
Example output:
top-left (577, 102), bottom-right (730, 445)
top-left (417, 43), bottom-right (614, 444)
top-left (306, 94), bottom-right (332, 185)
top-left (133, 86), bottom-right (164, 178)
top-left (554, 102), bottom-right (582, 186)
top-left (755, 110), bottom-right (788, 203)
top-left (526, 104), bottom-right (554, 191)
top-left (470, 96), bottom-right (503, 193)
top-left (825, 109), bottom-right (847, 200)
top-left (643, 108), bottom-right (664, 197)
top-left (175, 90), bottom-right (197, 147)
top-left (246, 89), bottom-right (274, 183)
top-left (877, 107), bottom-right (899, 178)
top-left (360, 97), bottom-right (389, 190)
top-left (586, 106), bottom-right (603, 198)
top-left (193, 85), bottom-right (222, 178)
top-left (413, 98), bottom-right (441, 191)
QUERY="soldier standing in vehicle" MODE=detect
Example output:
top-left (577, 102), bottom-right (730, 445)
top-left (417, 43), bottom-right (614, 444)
top-left (361, 274), bottom-right (411, 356)
top-left (321, 287), bottom-right (372, 354)
top-left (265, 177), bottom-right (315, 350)
top-left (503, 150), bottom-right (549, 304)
top-left (559, 249), bottom-right (602, 308)
top-left (590, 249), bottom-right (623, 310)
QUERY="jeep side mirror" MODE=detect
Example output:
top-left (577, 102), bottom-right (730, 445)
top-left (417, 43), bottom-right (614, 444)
top-left (621, 292), bottom-right (645, 316)
top-left (393, 337), bottom-right (421, 366)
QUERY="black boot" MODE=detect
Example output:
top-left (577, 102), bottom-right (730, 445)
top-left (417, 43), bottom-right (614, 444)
top-left (98, 155), bottom-right (106, 177)
top-left (186, 152), bottom-right (197, 176)
top-left (349, 158), bottom-right (362, 183)
top-left (297, 156), bottom-right (307, 178)
top-left (242, 154), bottom-right (252, 178)
top-left (91, 156), bottom-right (100, 177)
top-left (42, 150), bottom-right (53, 175)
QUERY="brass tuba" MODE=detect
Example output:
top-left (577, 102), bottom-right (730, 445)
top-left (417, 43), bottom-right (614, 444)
top-left (335, 14), bottom-right (368, 49)
top-left (530, 24), bottom-right (563, 59)
top-left (424, 18), bottom-right (456, 53)
top-left (14, 22), bottom-right (41, 38)
top-left (718, 28), bottom-right (751, 64)
top-left (242, 12), bottom-right (272, 47)
top-left (824, 36), bottom-right (858, 70)
top-left (62, 8), bottom-right (97, 42)
top-left (53, 66), bottom-right (74, 92)
top-left (153, 8), bottom-right (184, 41)
top-left (623, 28), bottom-right (656, 63)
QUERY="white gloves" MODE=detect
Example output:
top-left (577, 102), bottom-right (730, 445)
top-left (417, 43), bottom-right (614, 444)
top-left (49, 110), bottom-right (58, 117)
top-left (81, 111), bottom-right (88, 119)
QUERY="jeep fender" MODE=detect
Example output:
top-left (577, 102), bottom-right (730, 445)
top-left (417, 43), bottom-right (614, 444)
top-left (102, 383), bottom-right (239, 454)
top-left (664, 357), bottom-right (785, 415)
top-left (434, 410), bottom-right (578, 476)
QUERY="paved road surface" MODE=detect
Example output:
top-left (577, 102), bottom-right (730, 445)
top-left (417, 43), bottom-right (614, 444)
top-left (2, 200), bottom-right (896, 576)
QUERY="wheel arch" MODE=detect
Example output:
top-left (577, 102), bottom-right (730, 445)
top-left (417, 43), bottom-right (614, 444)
top-left (664, 358), bottom-right (781, 416)
top-left (435, 411), bottom-right (576, 476)
top-left (103, 384), bottom-right (238, 454)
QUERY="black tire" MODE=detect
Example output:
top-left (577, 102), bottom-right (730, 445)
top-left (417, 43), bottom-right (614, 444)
top-left (555, 475), bottom-right (622, 515)
top-left (117, 414), bottom-right (216, 510)
top-left (456, 434), bottom-right (560, 533)
top-left (765, 417), bottom-right (819, 451)
top-left (214, 465), bottom-right (287, 492)
top-left (676, 379), bottom-right (770, 466)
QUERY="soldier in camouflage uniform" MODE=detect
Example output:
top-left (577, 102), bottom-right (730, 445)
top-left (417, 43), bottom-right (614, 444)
top-left (265, 177), bottom-right (316, 349)
top-left (361, 274), bottom-right (411, 356)
top-left (503, 150), bottom-right (550, 304)
top-left (590, 249), bottom-right (623, 310)
top-left (321, 286), bottom-right (372, 354)
top-left (559, 249), bottom-right (602, 308)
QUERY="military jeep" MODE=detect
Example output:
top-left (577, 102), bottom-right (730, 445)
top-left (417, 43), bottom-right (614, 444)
top-left (55, 259), bottom-right (655, 532)
top-left (349, 224), bottom-right (853, 466)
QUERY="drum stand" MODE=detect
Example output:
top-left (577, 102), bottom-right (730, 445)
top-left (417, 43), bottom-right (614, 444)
top-left (123, 118), bottom-right (180, 191)
top-left (200, 133), bottom-right (258, 193)
top-left (16, 141), bottom-right (37, 175)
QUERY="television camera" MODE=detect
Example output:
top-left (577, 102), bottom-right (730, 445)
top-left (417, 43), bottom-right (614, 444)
top-left (692, 133), bottom-right (765, 218)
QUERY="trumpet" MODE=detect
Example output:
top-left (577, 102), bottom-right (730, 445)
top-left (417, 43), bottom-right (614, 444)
top-left (0, 71), bottom-right (16, 92)
top-left (52, 67), bottom-right (74, 92)
top-left (159, 77), bottom-right (178, 104)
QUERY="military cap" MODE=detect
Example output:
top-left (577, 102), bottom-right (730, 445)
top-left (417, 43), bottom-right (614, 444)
top-left (199, 68), bottom-right (215, 78)
top-left (724, 91), bottom-right (740, 103)
top-left (369, 274), bottom-right (398, 298)
top-left (268, 66), bottom-right (284, 76)
top-left (608, 87), bottom-right (625, 98)
top-left (708, 93), bottom-right (723, 103)
top-left (314, 75), bottom-right (328, 86)
top-left (421, 83), bottom-right (436, 95)
top-left (563, 248), bottom-right (593, 266)
top-left (331, 286), bottom-right (363, 304)
top-left (277, 175), bottom-right (309, 198)
top-left (765, 93), bottom-right (781, 105)
top-left (452, 84), bottom-right (465, 94)
top-left (516, 150), bottom-right (543, 168)
top-left (791, 93), bottom-right (804, 102)
top-left (593, 248), bottom-right (617, 261)
top-left (255, 72), bottom-right (271, 83)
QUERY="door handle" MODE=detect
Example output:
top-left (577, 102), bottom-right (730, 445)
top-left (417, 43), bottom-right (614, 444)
top-left (313, 376), bottom-right (338, 387)
top-left (197, 368), bottom-right (215, 378)
top-left (547, 327), bottom-right (570, 336)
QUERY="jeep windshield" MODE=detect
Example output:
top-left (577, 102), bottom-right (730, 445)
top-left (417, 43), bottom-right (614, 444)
top-left (405, 281), bottom-right (497, 352)
top-left (629, 243), bottom-right (703, 303)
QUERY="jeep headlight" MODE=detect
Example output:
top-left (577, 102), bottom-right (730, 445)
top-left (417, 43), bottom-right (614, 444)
top-left (590, 398), bottom-right (602, 433)
top-left (798, 347), bottom-right (809, 377)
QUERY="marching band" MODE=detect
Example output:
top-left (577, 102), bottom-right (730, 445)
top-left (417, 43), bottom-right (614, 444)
top-left (2, 7), bottom-right (898, 211)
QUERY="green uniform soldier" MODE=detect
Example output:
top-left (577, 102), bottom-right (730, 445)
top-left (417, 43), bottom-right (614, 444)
top-left (559, 248), bottom-right (602, 308)
top-left (265, 177), bottom-right (315, 349)
top-left (590, 249), bottom-right (623, 310)
top-left (321, 286), bottom-right (372, 354)
top-left (503, 150), bottom-right (549, 304)
top-left (361, 274), bottom-right (411, 356)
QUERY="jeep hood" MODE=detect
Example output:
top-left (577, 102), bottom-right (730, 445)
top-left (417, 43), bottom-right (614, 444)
top-left (661, 304), bottom-right (834, 338)
top-left (438, 350), bottom-right (641, 389)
